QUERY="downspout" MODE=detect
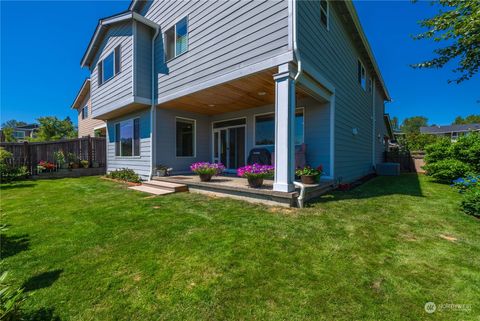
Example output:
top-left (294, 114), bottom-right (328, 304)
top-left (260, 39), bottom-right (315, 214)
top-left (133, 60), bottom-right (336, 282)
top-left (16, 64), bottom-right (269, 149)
top-left (292, 0), bottom-right (305, 207)
top-left (371, 78), bottom-right (376, 170)
top-left (149, 26), bottom-right (160, 179)
top-left (292, 0), bottom-right (302, 83)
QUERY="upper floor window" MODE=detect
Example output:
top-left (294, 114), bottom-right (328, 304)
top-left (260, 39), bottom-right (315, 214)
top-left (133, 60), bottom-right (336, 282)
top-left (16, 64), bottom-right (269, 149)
top-left (358, 60), bottom-right (366, 91)
top-left (81, 105), bottom-right (89, 119)
top-left (98, 46), bottom-right (121, 86)
top-left (13, 131), bottom-right (25, 139)
top-left (320, 0), bottom-right (329, 29)
top-left (165, 17), bottom-right (189, 61)
top-left (115, 118), bottom-right (140, 157)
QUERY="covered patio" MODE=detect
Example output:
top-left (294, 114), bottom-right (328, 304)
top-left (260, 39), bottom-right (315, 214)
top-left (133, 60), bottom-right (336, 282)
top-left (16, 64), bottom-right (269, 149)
top-left (155, 62), bottom-right (334, 194)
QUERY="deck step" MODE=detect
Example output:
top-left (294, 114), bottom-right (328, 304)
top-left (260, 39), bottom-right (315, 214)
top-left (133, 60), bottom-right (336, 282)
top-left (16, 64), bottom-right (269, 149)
top-left (142, 180), bottom-right (188, 193)
top-left (129, 185), bottom-right (175, 195)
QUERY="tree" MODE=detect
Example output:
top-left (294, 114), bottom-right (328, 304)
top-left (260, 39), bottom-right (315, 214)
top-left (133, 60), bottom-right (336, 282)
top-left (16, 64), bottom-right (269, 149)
top-left (1, 128), bottom-right (16, 142)
top-left (453, 114), bottom-right (480, 125)
top-left (400, 116), bottom-right (428, 134)
top-left (391, 116), bottom-right (400, 130)
top-left (411, 0), bottom-right (480, 83)
top-left (1, 119), bottom-right (27, 129)
top-left (33, 117), bottom-right (77, 142)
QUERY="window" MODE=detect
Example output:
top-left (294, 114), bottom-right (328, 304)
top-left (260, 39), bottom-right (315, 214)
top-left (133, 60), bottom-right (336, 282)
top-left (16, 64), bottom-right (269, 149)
top-left (98, 46), bottom-right (121, 86)
top-left (358, 60), bottom-right (366, 91)
top-left (320, 0), bottom-right (329, 29)
top-left (176, 118), bottom-right (195, 157)
top-left (81, 105), bottom-right (89, 119)
top-left (255, 109), bottom-right (304, 146)
top-left (13, 131), bottom-right (25, 139)
top-left (165, 17), bottom-right (188, 61)
top-left (115, 118), bottom-right (140, 157)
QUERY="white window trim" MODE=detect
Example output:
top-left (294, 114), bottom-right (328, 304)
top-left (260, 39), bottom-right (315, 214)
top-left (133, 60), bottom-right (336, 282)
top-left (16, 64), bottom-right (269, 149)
top-left (114, 117), bottom-right (141, 158)
top-left (320, 0), bottom-right (329, 30)
top-left (99, 46), bottom-right (120, 87)
top-left (253, 107), bottom-right (305, 147)
top-left (210, 117), bottom-right (248, 166)
top-left (164, 16), bottom-right (189, 62)
top-left (175, 116), bottom-right (196, 158)
top-left (358, 60), bottom-right (367, 91)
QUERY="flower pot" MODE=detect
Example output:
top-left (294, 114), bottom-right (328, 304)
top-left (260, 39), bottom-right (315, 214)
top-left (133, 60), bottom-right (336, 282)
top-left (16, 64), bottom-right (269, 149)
top-left (247, 177), bottom-right (264, 188)
top-left (199, 173), bottom-right (213, 182)
top-left (301, 175), bottom-right (317, 184)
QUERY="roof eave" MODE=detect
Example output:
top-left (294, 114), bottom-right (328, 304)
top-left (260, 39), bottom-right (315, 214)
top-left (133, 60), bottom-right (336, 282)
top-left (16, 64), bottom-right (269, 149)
top-left (71, 78), bottom-right (91, 110)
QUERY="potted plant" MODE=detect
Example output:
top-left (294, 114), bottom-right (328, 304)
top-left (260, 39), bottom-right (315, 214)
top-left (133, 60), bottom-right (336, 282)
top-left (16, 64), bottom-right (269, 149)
top-left (190, 162), bottom-right (225, 182)
top-left (80, 160), bottom-right (89, 168)
top-left (54, 150), bottom-right (68, 171)
top-left (237, 164), bottom-right (274, 188)
top-left (296, 165), bottom-right (323, 184)
top-left (66, 153), bottom-right (78, 169)
top-left (156, 164), bottom-right (172, 177)
top-left (37, 160), bottom-right (56, 173)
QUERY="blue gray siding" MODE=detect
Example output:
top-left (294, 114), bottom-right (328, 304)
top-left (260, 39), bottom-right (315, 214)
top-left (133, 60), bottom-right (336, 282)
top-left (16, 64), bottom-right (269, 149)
top-left (141, 0), bottom-right (291, 101)
top-left (134, 22), bottom-right (153, 99)
top-left (106, 109), bottom-right (151, 178)
top-left (90, 22), bottom-right (134, 118)
top-left (298, 1), bottom-right (382, 182)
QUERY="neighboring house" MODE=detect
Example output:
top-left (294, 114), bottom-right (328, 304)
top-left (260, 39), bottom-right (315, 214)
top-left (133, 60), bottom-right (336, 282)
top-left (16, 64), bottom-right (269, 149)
top-left (79, 0), bottom-right (391, 191)
top-left (420, 123), bottom-right (480, 141)
top-left (1, 124), bottom-right (39, 142)
top-left (71, 78), bottom-right (106, 137)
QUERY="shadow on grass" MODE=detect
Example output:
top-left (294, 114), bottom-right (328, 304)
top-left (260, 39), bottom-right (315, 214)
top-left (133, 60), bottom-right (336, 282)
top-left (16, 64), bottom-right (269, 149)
top-left (23, 307), bottom-right (61, 321)
top-left (23, 269), bottom-right (63, 292)
top-left (0, 182), bottom-right (37, 190)
top-left (0, 233), bottom-right (29, 259)
top-left (310, 173), bottom-right (424, 205)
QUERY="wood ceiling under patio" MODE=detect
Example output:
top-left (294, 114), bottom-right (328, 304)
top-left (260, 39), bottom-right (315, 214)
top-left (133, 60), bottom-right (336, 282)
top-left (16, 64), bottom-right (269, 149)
top-left (157, 68), bottom-right (307, 115)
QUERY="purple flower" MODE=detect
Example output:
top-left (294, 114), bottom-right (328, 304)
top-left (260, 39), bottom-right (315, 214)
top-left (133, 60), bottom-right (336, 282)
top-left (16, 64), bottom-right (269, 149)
top-left (190, 162), bottom-right (225, 175)
top-left (237, 164), bottom-right (274, 179)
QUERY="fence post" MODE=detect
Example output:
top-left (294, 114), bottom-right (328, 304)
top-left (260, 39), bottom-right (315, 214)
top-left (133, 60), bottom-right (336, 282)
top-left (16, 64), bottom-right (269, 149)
top-left (88, 136), bottom-right (93, 167)
top-left (23, 141), bottom-right (31, 176)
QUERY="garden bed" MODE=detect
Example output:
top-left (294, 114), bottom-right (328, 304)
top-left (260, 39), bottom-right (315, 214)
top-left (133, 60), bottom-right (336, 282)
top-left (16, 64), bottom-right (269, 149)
top-left (33, 167), bottom-right (105, 179)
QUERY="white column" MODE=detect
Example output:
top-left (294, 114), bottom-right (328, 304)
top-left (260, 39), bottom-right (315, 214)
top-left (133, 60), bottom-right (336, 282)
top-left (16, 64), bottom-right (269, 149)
top-left (273, 65), bottom-right (296, 192)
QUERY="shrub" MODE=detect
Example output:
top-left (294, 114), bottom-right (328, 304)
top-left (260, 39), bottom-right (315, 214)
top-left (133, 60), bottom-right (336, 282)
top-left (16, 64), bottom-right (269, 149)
top-left (106, 168), bottom-right (141, 183)
top-left (0, 148), bottom-right (29, 183)
top-left (423, 159), bottom-right (472, 182)
top-left (403, 133), bottom-right (439, 151)
top-left (450, 132), bottom-right (480, 172)
top-left (461, 188), bottom-right (480, 218)
top-left (424, 137), bottom-right (452, 163)
top-left (0, 271), bottom-right (27, 321)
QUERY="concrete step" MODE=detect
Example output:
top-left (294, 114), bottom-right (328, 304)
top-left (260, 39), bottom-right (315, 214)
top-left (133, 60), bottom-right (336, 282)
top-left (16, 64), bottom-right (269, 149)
top-left (129, 185), bottom-right (175, 195)
top-left (143, 180), bottom-right (188, 192)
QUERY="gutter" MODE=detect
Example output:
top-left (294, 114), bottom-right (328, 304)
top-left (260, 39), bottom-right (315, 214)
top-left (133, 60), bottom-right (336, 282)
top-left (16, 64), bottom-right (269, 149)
top-left (149, 26), bottom-right (160, 179)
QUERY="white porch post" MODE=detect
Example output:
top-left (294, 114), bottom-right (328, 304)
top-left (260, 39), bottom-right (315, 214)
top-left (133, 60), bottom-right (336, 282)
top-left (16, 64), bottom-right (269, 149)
top-left (273, 64), bottom-right (296, 192)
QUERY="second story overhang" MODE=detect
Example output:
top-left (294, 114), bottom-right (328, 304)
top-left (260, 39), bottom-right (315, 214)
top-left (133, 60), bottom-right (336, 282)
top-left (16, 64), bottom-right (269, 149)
top-left (81, 11), bottom-right (158, 68)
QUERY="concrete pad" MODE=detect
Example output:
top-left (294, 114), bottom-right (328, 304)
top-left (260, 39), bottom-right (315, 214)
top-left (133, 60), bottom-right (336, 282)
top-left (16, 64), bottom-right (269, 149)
top-left (129, 185), bottom-right (174, 195)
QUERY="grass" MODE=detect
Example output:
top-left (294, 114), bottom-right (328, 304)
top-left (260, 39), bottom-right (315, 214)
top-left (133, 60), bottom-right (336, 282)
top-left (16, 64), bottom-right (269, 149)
top-left (1, 174), bottom-right (479, 320)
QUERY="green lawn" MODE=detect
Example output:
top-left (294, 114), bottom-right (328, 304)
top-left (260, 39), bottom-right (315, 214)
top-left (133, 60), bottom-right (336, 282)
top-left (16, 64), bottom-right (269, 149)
top-left (1, 175), bottom-right (479, 320)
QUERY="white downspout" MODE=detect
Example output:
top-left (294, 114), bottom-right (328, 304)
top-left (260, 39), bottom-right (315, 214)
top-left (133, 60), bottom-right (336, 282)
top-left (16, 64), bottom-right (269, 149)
top-left (371, 78), bottom-right (376, 170)
top-left (149, 26), bottom-right (160, 179)
top-left (292, 0), bottom-right (302, 83)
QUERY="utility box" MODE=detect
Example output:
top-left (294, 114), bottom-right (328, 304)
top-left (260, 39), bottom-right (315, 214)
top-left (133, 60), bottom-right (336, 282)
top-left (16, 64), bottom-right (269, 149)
top-left (376, 163), bottom-right (400, 176)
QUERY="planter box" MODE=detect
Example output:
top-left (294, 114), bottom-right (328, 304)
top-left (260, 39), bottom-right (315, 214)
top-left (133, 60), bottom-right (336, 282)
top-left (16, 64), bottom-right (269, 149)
top-left (34, 167), bottom-right (106, 179)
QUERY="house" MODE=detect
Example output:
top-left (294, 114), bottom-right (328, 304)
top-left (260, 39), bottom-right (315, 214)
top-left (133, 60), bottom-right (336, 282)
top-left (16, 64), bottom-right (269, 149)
top-left (79, 0), bottom-right (391, 193)
top-left (1, 124), bottom-right (39, 142)
top-left (71, 78), bottom-right (106, 137)
top-left (420, 124), bottom-right (480, 141)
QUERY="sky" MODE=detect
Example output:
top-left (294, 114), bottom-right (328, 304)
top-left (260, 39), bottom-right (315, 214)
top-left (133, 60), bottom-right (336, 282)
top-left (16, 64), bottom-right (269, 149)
top-left (1, 0), bottom-right (479, 127)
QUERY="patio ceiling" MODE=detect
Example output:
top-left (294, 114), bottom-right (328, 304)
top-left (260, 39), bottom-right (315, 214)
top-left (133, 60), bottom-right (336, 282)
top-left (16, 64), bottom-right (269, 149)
top-left (157, 68), bottom-right (308, 115)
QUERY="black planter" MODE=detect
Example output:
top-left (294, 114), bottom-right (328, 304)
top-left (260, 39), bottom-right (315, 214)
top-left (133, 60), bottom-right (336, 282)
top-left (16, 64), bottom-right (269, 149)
top-left (300, 175), bottom-right (317, 184)
top-left (199, 173), bottom-right (213, 182)
top-left (247, 177), bottom-right (264, 188)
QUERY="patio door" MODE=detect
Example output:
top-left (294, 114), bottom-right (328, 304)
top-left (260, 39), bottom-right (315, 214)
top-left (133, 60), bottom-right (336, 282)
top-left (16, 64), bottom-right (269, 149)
top-left (212, 120), bottom-right (246, 171)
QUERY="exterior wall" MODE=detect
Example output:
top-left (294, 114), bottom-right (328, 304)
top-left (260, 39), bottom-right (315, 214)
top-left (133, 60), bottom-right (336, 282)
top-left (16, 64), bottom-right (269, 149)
top-left (76, 93), bottom-right (106, 137)
top-left (155, 108), bottom-right (211, 173)
top-left (140, 0), bottom-right (291, 101)
top-left (155, 98), bottom-right (331, 176)
top-left (298, 1), bottom-right (384, 182)
top-left (135, 22), bottom-right (153, 99)
top-left (106, 109), bottom-right (151, 178)
top-left (90, 22), bottom-right (134, 118)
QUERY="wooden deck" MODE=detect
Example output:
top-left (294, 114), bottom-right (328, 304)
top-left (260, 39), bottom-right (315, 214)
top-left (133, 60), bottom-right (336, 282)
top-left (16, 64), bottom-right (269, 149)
top-left (153, 175), bottom-right (334, 207)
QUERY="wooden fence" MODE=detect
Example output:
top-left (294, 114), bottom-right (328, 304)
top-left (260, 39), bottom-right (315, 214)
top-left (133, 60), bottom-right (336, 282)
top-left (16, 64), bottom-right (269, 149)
top-left (384, 150), bottom-right (425, 173)
top-left (1, 137), bottom-right (106, 175)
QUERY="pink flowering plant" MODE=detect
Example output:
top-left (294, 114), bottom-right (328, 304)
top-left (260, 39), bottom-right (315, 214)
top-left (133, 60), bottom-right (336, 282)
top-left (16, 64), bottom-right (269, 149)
top-left (237, 164), bottom-right (274, 179)
top-left (190, 162), bottom-right (225, 176)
